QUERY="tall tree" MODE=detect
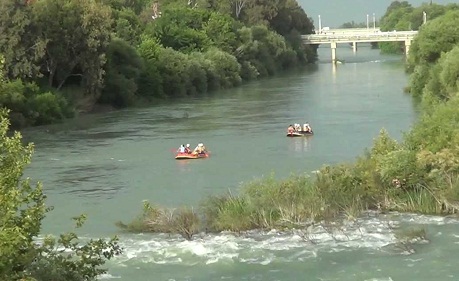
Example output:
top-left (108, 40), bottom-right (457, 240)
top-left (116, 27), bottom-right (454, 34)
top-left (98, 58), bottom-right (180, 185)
top-left (408, 10), bottom-right (459, 67)
top-left (380, 1), bottom-right (413, 31)
top-left (231, 0), bottom-right (255, 18)
top-left (241, 0), bottom-right (280, 26)
top-left (32, 0), bottom-right (113, 100)
top-left (0, 0), bottom-right (46, 80)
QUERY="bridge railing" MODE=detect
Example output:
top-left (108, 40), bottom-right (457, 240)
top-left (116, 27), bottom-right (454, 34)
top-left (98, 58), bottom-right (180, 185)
top-left (301, 31), bottom-right (418, 43)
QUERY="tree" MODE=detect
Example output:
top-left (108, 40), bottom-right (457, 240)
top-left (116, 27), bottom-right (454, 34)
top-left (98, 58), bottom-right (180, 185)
top-left (0, 0), bottom-right (46, 80)
top-left (0, 108), bottom-right (45, 280)
top-left (113, 8), bottom-right (144, 45)
top-left (104, 0), bottom-right (150, 14)
top-left (379, 1), bottom-right (413, 31)
top-left (269, 0), bottom-right (314, 36)
top-left (230, 0), bottom-right (254, 19)
top-left (422, 45), bottom-right (459, 100)
top-left (407, 10), bottom-right (459, 69)
top-left (100, 39), bottom-right (145, 107)
top-left (240, 0), bottom-right (279, 26)
top-left (147, 8), bottom-right (213, 53)
top-left (32, 0), bottom-right (113, 99)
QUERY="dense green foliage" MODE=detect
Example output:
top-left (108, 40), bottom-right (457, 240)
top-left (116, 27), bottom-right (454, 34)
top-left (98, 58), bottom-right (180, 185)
top-left (406, 9), bottom-right (459, 99)
top-left (378, 1), bottom-right (458, 54)
top-left (0, 0), bottom-right (316, 128)
top-left (119, 7), bottom-right (459, 238)
top-left (339, 20), bottom-right (378, 29)
top-left (0, 108), bottom-right (121, 280)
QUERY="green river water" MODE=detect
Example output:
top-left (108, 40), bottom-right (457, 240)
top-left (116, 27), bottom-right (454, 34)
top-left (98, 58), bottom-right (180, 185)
top-left (23, 46), bottom-right (459, 281)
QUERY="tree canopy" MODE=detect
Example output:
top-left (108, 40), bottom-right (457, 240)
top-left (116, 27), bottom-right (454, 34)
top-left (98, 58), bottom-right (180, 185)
top-left (0, 0), bottom-right (317, 127)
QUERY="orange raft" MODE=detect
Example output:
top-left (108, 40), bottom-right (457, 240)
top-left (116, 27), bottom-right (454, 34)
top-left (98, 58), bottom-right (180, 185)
top-left (175, 152), bottom-right (209, 160)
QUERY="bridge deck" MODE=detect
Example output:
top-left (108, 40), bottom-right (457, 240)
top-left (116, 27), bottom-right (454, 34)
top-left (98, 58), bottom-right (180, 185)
top-left (302, 31), bottom-right (418, 44)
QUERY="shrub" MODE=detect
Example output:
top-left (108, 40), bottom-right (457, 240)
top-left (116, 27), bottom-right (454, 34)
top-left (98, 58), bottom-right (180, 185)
top-left (155, 47), bottom-right (191, 97)
top-left (204, 48), bottom-right (241, 88)
top-left (0, 111), bottom-right (120, 280)
top-left (137, 36), bottom-right (164, 98)
top-left (100, 39), bottom-right (145, 107)
top-left (30, 91), bottom-right (73, 125)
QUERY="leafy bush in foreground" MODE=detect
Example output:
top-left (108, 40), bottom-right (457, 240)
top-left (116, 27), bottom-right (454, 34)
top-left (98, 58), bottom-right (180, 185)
top-left (0, 109), bottom-right (121, 280)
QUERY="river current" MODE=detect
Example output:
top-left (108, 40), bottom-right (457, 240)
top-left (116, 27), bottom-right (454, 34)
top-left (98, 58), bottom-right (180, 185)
top-left (23, 46), bottom-right (459, 280)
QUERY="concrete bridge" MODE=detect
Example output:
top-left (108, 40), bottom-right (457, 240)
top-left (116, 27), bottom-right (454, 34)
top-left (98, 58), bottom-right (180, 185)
top-left (301, 28), bottom-right (418, 62)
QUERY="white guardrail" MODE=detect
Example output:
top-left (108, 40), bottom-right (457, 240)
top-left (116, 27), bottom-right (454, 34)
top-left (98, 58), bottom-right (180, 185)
top-left (302, 31), bottom-right (418, 44)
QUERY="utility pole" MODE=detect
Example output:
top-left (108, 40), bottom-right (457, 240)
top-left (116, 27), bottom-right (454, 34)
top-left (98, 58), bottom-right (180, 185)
top-left (366, 14), bottom-right (369, 30)
top-left (373, 13), bottom-right (376, 30)
top-left (318, 15), bottom-right (322, 33)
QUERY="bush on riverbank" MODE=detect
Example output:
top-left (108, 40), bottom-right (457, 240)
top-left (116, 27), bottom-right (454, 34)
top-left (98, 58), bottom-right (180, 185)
top-left (0, 58), bottom-right (75, 129)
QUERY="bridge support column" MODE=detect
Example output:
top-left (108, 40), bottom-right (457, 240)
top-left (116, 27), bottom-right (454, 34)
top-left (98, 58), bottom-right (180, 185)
top-left (405, 39), bottom-right (412, 58)
top-left (352, 42), bottom-right (357, 52)
top-left (331, 42), bottom-right (337, 63)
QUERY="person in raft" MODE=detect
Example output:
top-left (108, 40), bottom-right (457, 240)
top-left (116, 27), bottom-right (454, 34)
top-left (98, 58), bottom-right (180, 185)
top-left (295, 123), bottom-right (302, 133)
top-left (193, 143), bottom-right (207, 155)
top-left (287, 124), bottom-right (295, 134)
top-left (177, 144), bottom-right (186, 153)
top-left (185, 144), bottom-right (191, 154)
top-left (303, 122), bottom-right (312, 133)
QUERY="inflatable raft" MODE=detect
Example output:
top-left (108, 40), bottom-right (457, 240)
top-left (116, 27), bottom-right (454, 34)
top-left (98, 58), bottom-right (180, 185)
top-left (286, 131), bottom-right (314, 137)
top-left (175, 152), bottom-right (209, 160)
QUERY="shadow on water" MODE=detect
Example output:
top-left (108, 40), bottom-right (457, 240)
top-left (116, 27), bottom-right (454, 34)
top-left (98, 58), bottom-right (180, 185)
top-left (45, 162), bottom-right (127, 199)
top-left (21, 64), bottom-right (322, 148)
top-left (317, 44), bottom-right (403, 65)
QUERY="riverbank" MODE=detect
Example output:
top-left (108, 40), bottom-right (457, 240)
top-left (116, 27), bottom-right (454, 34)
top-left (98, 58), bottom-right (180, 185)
top-left (1, 0), bottom-right (317, 130)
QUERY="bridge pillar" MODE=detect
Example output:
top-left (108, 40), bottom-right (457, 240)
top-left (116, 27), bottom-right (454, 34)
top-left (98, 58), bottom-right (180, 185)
top-left (331, 42), bottom-right (337, 63)
top-left (405, 39), bottom-right (412, 57)
top-left (352, 42), bottom-right (357, 52)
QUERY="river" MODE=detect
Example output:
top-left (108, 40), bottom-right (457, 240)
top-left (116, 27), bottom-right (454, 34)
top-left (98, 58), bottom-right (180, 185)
top-left (22, 46), bottom-right (459, 280)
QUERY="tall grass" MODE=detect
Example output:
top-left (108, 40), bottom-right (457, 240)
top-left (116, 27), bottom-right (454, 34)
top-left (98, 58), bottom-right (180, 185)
top-left (388, 187), bottom-right (442, 214)
top-left (116, 202), bottom-right (200, 240)
top-left (117, 168), bottom-right (459, 237)
top-left (241, 174), bottom-right (323, 228)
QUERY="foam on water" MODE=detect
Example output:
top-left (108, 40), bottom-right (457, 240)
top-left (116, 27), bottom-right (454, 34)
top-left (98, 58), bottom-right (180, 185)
top-left (109, 216), bottom-right (404, 267)
top-left (36, 213), bottom-right (459, 281)
top-left (99, 273), bottom-right (122, 279)
top-left (394, 213), bottom-right (459, 225)
top-left (109, 213), bottom-right (459, 269)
